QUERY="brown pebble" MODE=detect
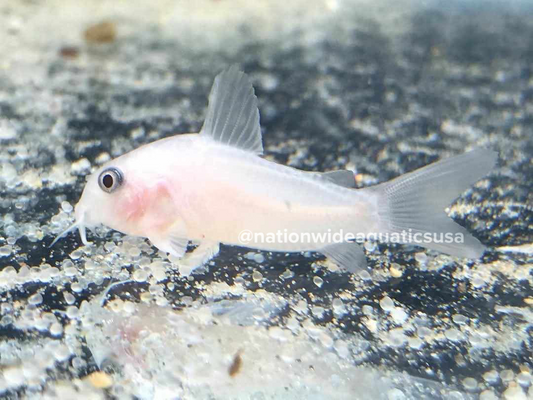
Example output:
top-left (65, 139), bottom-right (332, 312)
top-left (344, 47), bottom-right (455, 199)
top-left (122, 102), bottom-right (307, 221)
top-left (228, 351), bottom-right (242, 377)
top-left (59, 46), bottom-right (80, 59)
top-left (84, 21), bottom-right (117, 44)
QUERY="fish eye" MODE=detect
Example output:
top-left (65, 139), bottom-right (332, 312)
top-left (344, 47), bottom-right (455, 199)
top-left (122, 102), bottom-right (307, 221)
top-left (98, 167), bottom-right (123, 193)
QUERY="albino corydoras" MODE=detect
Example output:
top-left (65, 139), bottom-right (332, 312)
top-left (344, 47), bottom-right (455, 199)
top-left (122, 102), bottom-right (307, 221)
top-left (52, 66), bottom-right (496, 275)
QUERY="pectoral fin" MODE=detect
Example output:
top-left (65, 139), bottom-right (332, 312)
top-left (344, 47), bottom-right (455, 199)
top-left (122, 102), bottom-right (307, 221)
top-left (150, 235), bottom-right (189, 258)
top-left (320, 242), bottom-right (367, 273)
top-left (178, 241), bottom-right (220, 277)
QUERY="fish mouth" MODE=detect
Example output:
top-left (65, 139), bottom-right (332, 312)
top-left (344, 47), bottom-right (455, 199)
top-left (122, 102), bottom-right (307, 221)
top-left (49, 207), bottom-right (89, 247)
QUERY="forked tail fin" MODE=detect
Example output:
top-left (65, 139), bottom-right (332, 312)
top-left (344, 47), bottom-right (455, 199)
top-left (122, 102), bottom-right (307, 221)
top-left (369, 148), bottom-right (497, 258)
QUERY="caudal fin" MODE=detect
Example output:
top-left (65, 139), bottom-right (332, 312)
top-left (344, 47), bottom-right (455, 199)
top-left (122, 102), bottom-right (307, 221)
top-left (370, 148), bottom-right (497, 258)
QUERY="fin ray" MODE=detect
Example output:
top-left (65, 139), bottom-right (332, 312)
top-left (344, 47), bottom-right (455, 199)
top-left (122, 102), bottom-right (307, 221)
top-left (200, 66), bottom-right (263, 155)
top-left (370, 148), bottom-right (497, 258)
top-left (320, 242), bottom-right (367, 273)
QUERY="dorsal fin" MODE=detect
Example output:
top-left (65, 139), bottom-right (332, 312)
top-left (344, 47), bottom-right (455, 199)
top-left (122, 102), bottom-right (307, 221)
top-left (200, 66), bottom-right (263, 155)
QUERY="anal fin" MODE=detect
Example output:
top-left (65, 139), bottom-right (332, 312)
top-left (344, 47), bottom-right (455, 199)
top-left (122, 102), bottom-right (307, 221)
top-left (319, 170), bottom-right (356, 188)
top-left (320, 242), bottom-right (367, 273)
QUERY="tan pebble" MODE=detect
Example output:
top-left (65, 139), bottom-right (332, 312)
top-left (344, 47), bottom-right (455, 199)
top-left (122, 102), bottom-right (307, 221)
top-left (390, 264), bottom-right (403, 278)
top-left (86, 371), bottom-right (113, 388)
top-left (84, 21), bottom-right (117, 44)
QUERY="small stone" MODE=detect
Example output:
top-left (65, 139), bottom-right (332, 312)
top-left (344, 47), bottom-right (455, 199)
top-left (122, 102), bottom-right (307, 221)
top-left (364, 241), bottom-right (376, 252)
top-left (0, 245), bottom-right (13, 257)
top-left (313, 276), bottom-right (324, 288)
top-left (362, 305), bottom-right (374, 316)
top-left (63, 292), bottom-right (76, 305)
top-left (133, 268), bottom-right (149, 282)
top-left (70, 158), bottom-right (91, 174)
top-left (516, 372), bottom-right (532, 387)
top-left (358, 269), bottom-right (372, 280)
top-left (462, 377), bottom-right (478, 392)
top-left (66, 306), bottom-right (79, 319)
top-left (28, 292), bottom-right (43, 305)
top-left (452, 314), bottom-right (468, 325)
top-left (50, 322), bottom-right (63, 336)
top-left (445, 328), bottom-right (465, 342)
top-left (252, 270), bottom-right (263, 283)
top-left (380, 296), bottom-right (394, 312)
top-left (53, 344), bottom-right (71, 362)
top-left (390, 307), bottom-right (408, 324)
top-left (501, 369), bottom-right (515, 382)
top-left (503, 385), bottom-right (527, 400)
top-left (86, 371), bottom-right (114, 389)
top-left (415, 252), bottom-right (428, 265)
top-left (479, 390), bottom-right (499, 400)
top-left (253, 253), bottom-right (265, 263)
top-left (390, 263), bottom-right (403, 278)
top-left (84, 21), bottom-right (117, 44)
top-left (3, 366), bottom-right (25, 387)
top-left (61, 201), bottom-right (73, 213)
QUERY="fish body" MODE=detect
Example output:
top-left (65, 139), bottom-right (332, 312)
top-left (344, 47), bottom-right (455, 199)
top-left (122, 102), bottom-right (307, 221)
top-left (56, 66), bottom-right (497, 274)
top-left (79, 133), bottom-right (377, 253)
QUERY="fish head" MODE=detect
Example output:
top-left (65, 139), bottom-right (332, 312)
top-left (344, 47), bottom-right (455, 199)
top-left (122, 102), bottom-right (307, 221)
top-left (52, 160), bottom-right (143, 247)
top-left (76, 162), bottom-right (142, 233)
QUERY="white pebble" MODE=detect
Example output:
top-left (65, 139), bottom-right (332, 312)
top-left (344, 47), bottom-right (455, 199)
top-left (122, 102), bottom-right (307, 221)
top-left (480, 390), bottom-right (499, 400)
top-left (313, 276), bottom-right (324, 288)
top-left (408, 336), bottom-right (424, 349)
top-left (390, 307), bottom-right (408, 324)
top-left (362, 305), bottom-right (374, 315)
top-left (501, 369), bottom-right (515, 382)
top-left (60, 201), bottom-right (73, 213)
top-left (70, 282), bottom-right (83, 293)
top-left (253, 253), bottom-right (265, 263)
top-left (252, 270), bottom-right (263, 283)
top-left (3, 366), bottom-right (25, 387)
top-left (445, 328), bottom-right (465, 342)
top-left (332, 298), bottom-right (347, 317)
top-left (415, 252), bottom-right (428, 264)
top-left (462, 377), bottom-right (478, 391)
top-left (0, 120), bottom-right (17, 140)
top-left (63, 293), bottom-right (76, 306)
top-left (334, 340), bottom-right (350, 359)
top-left (50, 322), bottom-right (63, 336)
top-left (28, 292), bottom-right (43, 305)
top-left (358, 270), bottom-right (372, 280)
top-left (364, 241), bottom-right (376, 252)
top-left (311, 306), bottom-right (325, 318)
top-left (319, 332), bottom-right (334, 348)
top-left (133, 268), bottom-right (149, 282)
top-left (483, 370), bottom-right (499, 383)
top-left (53, 344), bottom-right (71, 362)
top-left (0, 245), bottom-right (12, 257)
top-left (66, 306), bottom-right (79, 319)
top-left (70, 158), bottom-right (91, 173)
top-left (517, 372), bottom-right (532, 387)
top-left (64, 266), bottom-right (78, 276)
top-left (379, 296), bottom-right (394, 312)
top-left (452, 314), bottom-right (468, 325)
top-left (503, 385), bottom-right (527, 400)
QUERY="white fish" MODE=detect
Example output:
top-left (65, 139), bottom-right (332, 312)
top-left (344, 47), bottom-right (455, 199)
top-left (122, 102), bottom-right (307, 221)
top-left (52, 66), bottom-right (497, 274)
